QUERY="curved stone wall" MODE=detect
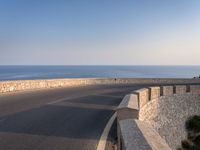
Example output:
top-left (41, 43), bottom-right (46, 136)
top-left (139, 93), bottom-right (200, 149)
top-left (117, 85), bottom-right (200, 150)
top-left (1, 78), bottom-right (200, 93)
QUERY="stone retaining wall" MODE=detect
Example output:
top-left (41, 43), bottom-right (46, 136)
top-left (116, 84), bottom-right (200, 150)
top-left (139, 94), bottom-right (200, 150)
top-left (1, 78), bottom-right (200, 93)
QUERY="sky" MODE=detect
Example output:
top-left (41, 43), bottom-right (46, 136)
top-left (0, 0), bottom-right (200, 65)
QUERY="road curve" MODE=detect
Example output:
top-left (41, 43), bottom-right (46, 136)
top-left (0, 84), bottom-right (146, 150)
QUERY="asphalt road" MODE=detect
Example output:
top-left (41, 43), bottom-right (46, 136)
top-left (0, 84), bottom-right (146, 150)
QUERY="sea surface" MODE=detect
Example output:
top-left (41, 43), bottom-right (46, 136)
top-left (0, 66), bottom-right (200, 81)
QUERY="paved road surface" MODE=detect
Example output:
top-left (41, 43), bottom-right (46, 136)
top-left (0, 84), bottom-right (146, 150)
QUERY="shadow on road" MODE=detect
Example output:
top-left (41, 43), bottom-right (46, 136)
top-left (0, 104), bottom-right (114, 139)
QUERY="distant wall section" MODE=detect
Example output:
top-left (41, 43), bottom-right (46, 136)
top-left (1, 78), bottom-right (200, 93)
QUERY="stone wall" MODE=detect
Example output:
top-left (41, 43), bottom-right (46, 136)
top-left (1, 78), bottom-right (200, 93)
top-left (116, 84), bottom-right (200, 150)
top-left (139, 94), bottom-right (200, 150)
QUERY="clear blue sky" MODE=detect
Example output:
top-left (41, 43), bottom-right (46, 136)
top-left (0, 0), bottom-right (200, 65)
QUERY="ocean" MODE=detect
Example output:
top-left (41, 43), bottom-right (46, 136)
top-left (0, 66), bottom-right (199, 81)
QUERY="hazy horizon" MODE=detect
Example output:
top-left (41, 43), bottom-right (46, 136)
top-left (0, 65), bottom-right (200, 80)
top-left (0, 0), bottom-right (200, 65)
top-left (2, 64), bottom-right (200, 66)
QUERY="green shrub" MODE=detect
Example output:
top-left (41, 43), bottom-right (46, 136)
top-left (180, 140), bottom-right (200, 150)
top-left (186, 116), bottom-right (200, 133)
top-left (193, 135), bottom-right (200, 147)
top-left (179, 116), bottom-right (200, 150)
top-left (188, 145), bottom-right (200, 150)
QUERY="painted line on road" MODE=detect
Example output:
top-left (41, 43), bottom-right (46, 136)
top-left (96, 113), bottom-right (116, 150)
top-left (47, 96), bottom-right (84, 105)
top-left (53, 101), bottom-right (116, 110)
top-left (47, 97), bottom-right (72, 105)
top-left (92, 94), bottom-right (123, 98)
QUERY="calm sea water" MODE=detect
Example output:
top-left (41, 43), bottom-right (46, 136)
top-left (0, 66), bottom-right (200, 81)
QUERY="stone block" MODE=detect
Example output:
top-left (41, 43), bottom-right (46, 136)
top-left (160, 86), bottom-right (174, 96)
top-left (175, 85), bottom-right (186, 94)
top-left (148, 87), bottom-right (160, 100)
top-left (132, 88), bottom-right (149, 108)
top-left (190, 85), bottom-right (200, 94)
top-left (117, 94), bottom-right (139, 120)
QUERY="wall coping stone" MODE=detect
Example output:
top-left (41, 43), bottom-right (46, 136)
top-left (117, 94), bottom-right (139, 110)
top-left (117, 94), bottom-right (139, 120)
top-left (175, 85), bottom-right (187, 94)
top-left (148, 87), bottom-right (160, 100)
top-left (119, 119), bottom-right (171, 150)
top-left (160, 86), bottom-right (174, 96)
top-left (190, 85), bottom-right (200, 94)
top-left (132, 88), bottom-right (149, 108)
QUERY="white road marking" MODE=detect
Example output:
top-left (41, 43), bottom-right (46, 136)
top-left (47, 97), bottom-right (74, 105)
top-left (53, 101), bottom-right (116, 110)
top-left (92, 94), bottom-right (122, 98)
top-left (47, 96), bottom-right (84, 105)
top-left (96, 113), bottom-right (117, 150)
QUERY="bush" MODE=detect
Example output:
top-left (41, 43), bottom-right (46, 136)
top-left (186, 116), bottom-right (200, 133)
top-left (180, 139), bottom-right (200, 150)
top-left (189, 145), bottom-right (200, 150)
top-left (179, 116), bottom-right (200, 150)
top-left (194, 136), bottom-right (200, 147)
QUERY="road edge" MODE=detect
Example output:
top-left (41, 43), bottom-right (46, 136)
top-left (96, 113), bottom-right (117, 150)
